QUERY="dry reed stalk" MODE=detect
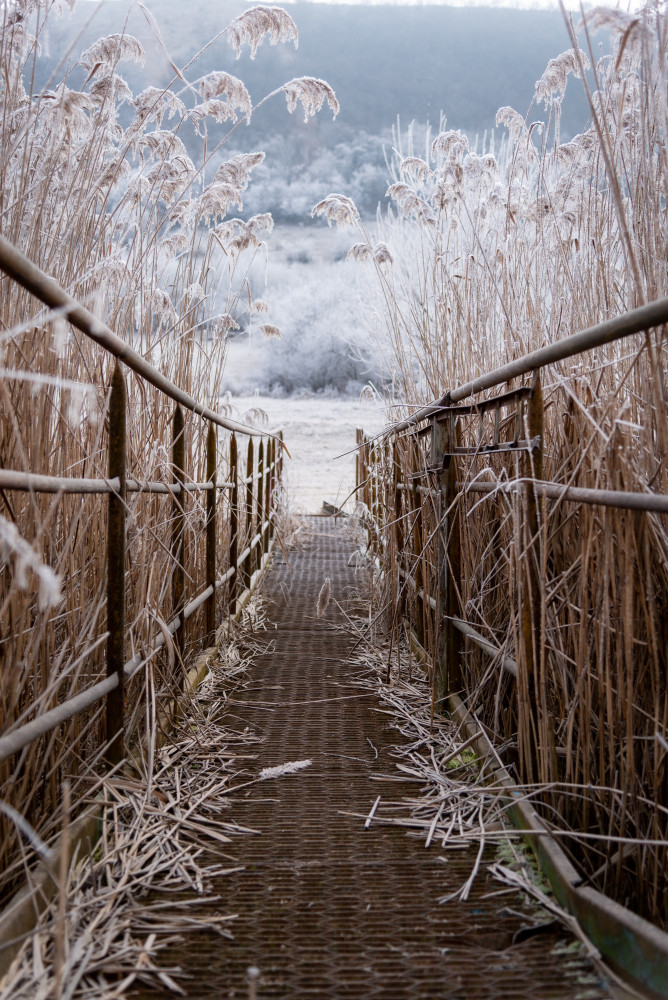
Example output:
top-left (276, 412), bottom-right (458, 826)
top-left (0, 609), bottom-right (273, 998)
top-left (326, 3), bottom-right (668, 926)
top-left (0, 0), bottom-right (329, 901)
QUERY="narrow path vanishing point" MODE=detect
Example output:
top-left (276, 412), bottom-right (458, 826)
top-left (134, 518), bottom-right (615, 1000)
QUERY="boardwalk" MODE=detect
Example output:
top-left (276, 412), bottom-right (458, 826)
top-left (133, 519), bottom-right (614, 1000)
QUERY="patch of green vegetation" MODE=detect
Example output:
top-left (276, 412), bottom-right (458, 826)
top-left (444, 747), bottom-right (479, 771)
top-left (494, 836), bottom-right (553, 899)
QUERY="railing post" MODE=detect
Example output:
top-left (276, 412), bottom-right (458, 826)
top-left (257, 439), bottom-right (264, 571)
top-left (362, 434), bottom-right (371, 512)
top-left (106, 361), bottom-right (126, 767)
top-left (264, 438), bottom-right (271, 555)
top-left (370, 441), bottom-right (378, 558)
top-left (172, 404), bottom-right (185, 678)
top-left (519, 372), bottom-right (545, 784)
top-left (229, 434), bottom-right (238, 614)
top-left (355, 428), bottom-right (361, 494)
top-left (433, 411), bottom-right (462, 707)
top-left (393, 440), bottom-right (405, 622)
top-left (243, 437), bottom-right (254, 593)
top-left (269, 438), bottom-right (276, 541)
top-left (206, 421), bottom-right (216, 644)
top-left (410, 438), bottom-right (425, 648)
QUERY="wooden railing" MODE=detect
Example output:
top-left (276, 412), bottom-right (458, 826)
top-left (0, 238), bottom-right (283, 871)
top-left (358, 294), bottom-right (668, 732)
top-left (357, 297), bottom-right (668, 993)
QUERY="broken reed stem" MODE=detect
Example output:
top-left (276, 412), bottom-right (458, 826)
top-left (53, 780), bottom-right (70, 1000)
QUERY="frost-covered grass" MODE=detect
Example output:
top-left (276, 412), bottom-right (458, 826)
top-left (222, 223), bottom-right (380, 396)
top-left (0, 0), bottom-right (338, 898)
top-left (316, 5), bottom-right (668, 925)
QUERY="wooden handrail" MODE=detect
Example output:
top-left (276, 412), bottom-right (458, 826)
top-left (0, 510), bottom-right (276, 763)
top-left (385, 295), bottom-right (668, 435)
top-left (0, 234), bottom-right (274, 441)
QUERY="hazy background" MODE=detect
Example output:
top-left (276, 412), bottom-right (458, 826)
top-left (41, 0), bottom-right (602, 504)
top-left (41, 0), bottom-right (601, 397)
top-left (50, 1), bottom-right (593, 222)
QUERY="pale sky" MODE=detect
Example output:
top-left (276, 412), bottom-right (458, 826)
top-left (274, 0), bottom-right (633, 6)
top-left (90, 0), bottom-right (644, 9)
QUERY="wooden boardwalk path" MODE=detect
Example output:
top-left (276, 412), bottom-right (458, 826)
top-left (132, 519), bottom-right (614, 1000)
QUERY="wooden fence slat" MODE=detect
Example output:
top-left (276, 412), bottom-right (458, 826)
top-left (172, 405), bottom-right (186, 678)
top-left (206, 422), bottom-right (217, 643)
top-left (105, 362), bottom-right (126, 767)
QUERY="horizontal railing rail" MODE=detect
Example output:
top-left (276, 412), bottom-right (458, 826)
top-left (357, 296), bottom-right (668, 994)
top-left (0, 238), bottom-right (285, 837)
top-left (0, 469), bottom-right (235, 494)
top-left (385, 295), bottom-right (668, 435)
top-left (0, 234), bottom-right (270, 440)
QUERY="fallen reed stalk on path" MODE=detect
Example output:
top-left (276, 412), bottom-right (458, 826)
top-left (0, 598), bottom-right (284, 997)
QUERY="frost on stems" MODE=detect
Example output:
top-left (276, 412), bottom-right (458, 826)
top-left (197, 71), bottom-right (252, 119)
top-left (198, 182), bottom-right (244, 221)
top-left (133, 87), bottom-right (186, 127)
top-left (212, 313), bottom-right (240, 335)
top-left (215, 213), bottom-right (273, 253)
top-left (373, 242), bottom-right (394, 265)
top-left (347, 242), bottom-right (373, 263)
top-left (0, 515), bottom-right (61, 610)
top-left (227, 5), bottom-right (298, 60)
top-left (431, 129), bottom-right (470, 163)
top-left (79, 33), bottom-right (146, 76)
top-left (214, 152), bottom-right (266, 191)
top-left (386, 183), bottom-right (435, 224)
top-left (311, 193), bottom-right (360, 228)
top-left (348, 242), bottom-right (394, 265)
top-left (534, 48), bottom-right (591, 105)
top-left (400, 157), bottom-right (432, 183)
top-left (190, 99), bottom-right (239, 128)
top-left (182, 282), bottom-right (207, 309)
top-left (282, 77), bottom-right (339, 123)
top-left (495, 106), bottom-right (528, 140)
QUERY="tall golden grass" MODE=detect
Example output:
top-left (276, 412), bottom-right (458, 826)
top-left (0, 0), bottom-right (326, 898)
top-left (339, 6), bottom-right (668, 924)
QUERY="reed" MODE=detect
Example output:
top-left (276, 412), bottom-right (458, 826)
top-left (333, 5), bottom-right (668, 925)
top-left (0, 0), bottom-right (330, 901)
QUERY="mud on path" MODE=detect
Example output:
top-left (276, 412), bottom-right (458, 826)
top-left (132, 518), bottom-right (614, 1000)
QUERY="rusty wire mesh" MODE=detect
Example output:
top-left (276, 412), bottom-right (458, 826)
top-left (130, 519), bottom-right (613, 999)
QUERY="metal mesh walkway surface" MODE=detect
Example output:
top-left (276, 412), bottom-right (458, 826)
top-left (137, 519), bottom-right (614, 1000)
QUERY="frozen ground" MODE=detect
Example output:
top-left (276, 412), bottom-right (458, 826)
top-left (227, 391), bottom-right (385, 514)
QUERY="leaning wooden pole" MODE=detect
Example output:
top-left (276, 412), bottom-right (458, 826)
top-left (172, 405), bottom-right (186, 680)
top-left (105, 362), bottom-right (126, 767)
top-left (206, 421), bottom-right (217, 644)
top-left (229, 434), bottom-right (239, 614)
